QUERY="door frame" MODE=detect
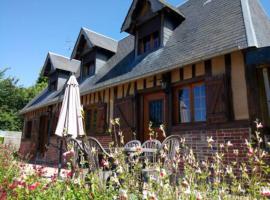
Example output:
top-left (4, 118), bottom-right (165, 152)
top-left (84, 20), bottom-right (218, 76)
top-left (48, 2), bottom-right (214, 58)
top-left (139, 91), bottom-right (167, 141)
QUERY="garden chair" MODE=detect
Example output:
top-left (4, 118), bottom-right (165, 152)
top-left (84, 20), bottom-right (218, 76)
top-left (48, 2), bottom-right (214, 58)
top-left (160, 135), bottom-right (182, 185)
top-left (64, 137), bottom-right (86, 177)
top-left (124, 140), bottom-right (141, 148)
top-left (161, 135), bottom-right (181, 160)
top-left (142, 139), bottom-right (161, 163)
top-left (82, 136), bottom-right (110, 172)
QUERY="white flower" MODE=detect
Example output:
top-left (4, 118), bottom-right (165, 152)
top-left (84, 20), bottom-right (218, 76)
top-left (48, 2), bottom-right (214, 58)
top-left (117, 166), bottom-right (124, 174)
top-left (256, 122), bottom-right (263, 129)
top-left (184, 187), bottom-right (191, 194)
top-left (261, 187), bottom-right (270, 197)
top-left (226, 141), bottom-right (233, 147)
top-left (115, 118), bottom-right (120, 126)
top-left (233, 149), bottom-right (239, 156)
top-left (196, 192), bottom-right (202, 200)
top-left (119, 189), bottom-right (128, 199)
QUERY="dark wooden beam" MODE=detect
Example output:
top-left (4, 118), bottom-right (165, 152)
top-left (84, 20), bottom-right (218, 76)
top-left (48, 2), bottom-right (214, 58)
top-left (225, 54), bottom-right (234, 121)
top-left (205, 60), bottom-right (212, 76)
top-left (179, 68), bottom-right (184, 80)
top-left (153, 75), bottom-right (157, 87)
top-left (243, 51), bottom-right (261, 123)
top-left (192, 64), bottom-right (196, 78)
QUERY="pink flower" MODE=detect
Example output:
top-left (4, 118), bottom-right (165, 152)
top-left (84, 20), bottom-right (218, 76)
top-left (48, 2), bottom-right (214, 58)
top-left (248, 148), bottom-right (254, 157)
top-left (101, 159), bottom-right (109, 168)
top-left (66, 171), bottom-right (73, 178)
top-left (261, 187), bottom-right (270, 197)
top-left (0, 191), bottom-right (7, 200)
top-left (63, 150), bottom-right (74, 158)
top-left (257, 122), bottom-right (263, 129)
top-left (196, 192), bottom-right (202, 200)
top-left (28, 182), bottom-right (40, 191)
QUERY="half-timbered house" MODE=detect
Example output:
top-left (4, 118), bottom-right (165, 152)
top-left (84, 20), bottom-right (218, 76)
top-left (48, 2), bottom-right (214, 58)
top-left (20, 0), bottom-right (270, 164)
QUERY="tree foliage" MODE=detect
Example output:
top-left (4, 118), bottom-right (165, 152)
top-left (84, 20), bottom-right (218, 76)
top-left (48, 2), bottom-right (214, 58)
top-left (0, 69), bottom-right (47, 131)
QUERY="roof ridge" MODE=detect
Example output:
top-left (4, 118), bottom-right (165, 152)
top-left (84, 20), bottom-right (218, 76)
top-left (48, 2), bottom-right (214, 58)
top-left (176, 0), bottom-right (190, 8)
top-left (240, 0), bottom-right (258, 47)
top-left (82, 27), bottom-right (118, 42)
top-left (48, 52), bottom-right (71, 60)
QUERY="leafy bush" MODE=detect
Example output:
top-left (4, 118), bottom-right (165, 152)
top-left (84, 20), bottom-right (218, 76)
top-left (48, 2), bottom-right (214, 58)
top-left (0, 120), bottom-right (269, 199)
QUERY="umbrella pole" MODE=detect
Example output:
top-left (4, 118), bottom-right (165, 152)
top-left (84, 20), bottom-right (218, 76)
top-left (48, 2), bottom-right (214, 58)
top-left (58, 139), bottom-right (63, 178)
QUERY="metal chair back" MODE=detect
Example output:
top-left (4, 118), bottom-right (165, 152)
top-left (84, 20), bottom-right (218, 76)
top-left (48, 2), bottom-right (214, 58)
top-left (142, 139), bottom-right (161, 161)
top-left (124, 140), bottom-right (141, 148)
top-left (82, 136), bottom-right (110, 172)
top-left (161, 135), bottom-right (181, 160)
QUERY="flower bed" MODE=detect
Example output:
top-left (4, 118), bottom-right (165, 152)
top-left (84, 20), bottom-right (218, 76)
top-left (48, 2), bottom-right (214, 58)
top-left (0, 120), bottom-right (269, 200)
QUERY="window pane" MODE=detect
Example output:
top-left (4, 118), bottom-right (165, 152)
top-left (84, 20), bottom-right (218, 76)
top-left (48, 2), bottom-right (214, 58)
top-left (85, 110), bottom-right (91, 132)
top-left (194, 84), bottom-right (206, 122)
top-left (93, 110), bottom-right (97, 129)
top-left (149, 100), bottom-right (163, 127)
top-left (144, 36), bottom-right (151, 52)
top-left (153, 32), bottom-right (160, 49)
top-left (89, 63), bottom-right (95, 76)
top-left (179, 88), bottom-right (191, 123)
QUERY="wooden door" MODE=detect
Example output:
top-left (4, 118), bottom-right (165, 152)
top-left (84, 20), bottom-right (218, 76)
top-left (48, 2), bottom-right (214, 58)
top-left (114, 97), bottom-right (136, 143)
top-left (143, 92), bottom-right (166, 141)
top-left (38, 115), bottom-right (48, 156)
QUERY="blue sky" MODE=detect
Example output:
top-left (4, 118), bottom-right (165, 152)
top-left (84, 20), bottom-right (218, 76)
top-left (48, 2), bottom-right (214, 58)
top-left (0, 0), bottom-right (270, 87)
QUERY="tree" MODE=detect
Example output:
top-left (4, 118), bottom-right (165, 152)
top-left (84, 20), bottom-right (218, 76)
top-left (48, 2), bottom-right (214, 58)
top-left (0, 69), bottom-right (48, 131)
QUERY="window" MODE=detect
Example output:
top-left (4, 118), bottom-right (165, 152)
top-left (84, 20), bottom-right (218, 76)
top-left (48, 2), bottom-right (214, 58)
top-left (25, 121), bottom-right (32, 139)
top-left (179, 88), bottom-right (191, 123)
top-left (85, 108), bottom-right (98, 134)
top-left (149, 99), bottom-right (163, 127)
top-left (49, 81), bottom-right (57, 91)
top-left (138, 31), bottom-right (160, 55)
top-left (176, 83), bottom-right (206, 123)
top-left (83, 62), bottom-right (95, 78)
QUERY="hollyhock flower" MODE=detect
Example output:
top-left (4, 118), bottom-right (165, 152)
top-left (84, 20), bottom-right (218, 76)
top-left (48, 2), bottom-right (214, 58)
top-left (256, 122), bottom-right (263, 129)
top-left (233, 149), bottom-right (239, 156)
top-left (115, 118), bottom-right (120, 126)
top-left (248, 147), bottom-right (254, 156)
top-left (0, 191), bottom-right (7, 200)
top-left (136, 146), bottom-right (142, 154)
top-left (261, 187), bottom-right (270, 197)
top-left (119, 189), bottom-right (128, 200)
top-left (196, 192), bottom-right (202, 200)
top-left (184, 187), bottom-right (191, 195)
top-left (160, 169), bottom-right (166, 177)
top-left (101, 159), bottom-right (109, 168)
top-left (91, 147), bottom-right (97, 154)
top-left (28, 182), bottom-right (40, 191)
top-left (148, 192), bottom-right (157, 200)
top-left (181, 179), bottom-right (189, 188)
top-left (226, 141), bottom-right (233, 147)
top-left (110, 119), bottom-right (115, 125)
top-left (180, 137), bottom-right (186, 144)
top-left (66, 171), bottom-right (73, 178)
top-left (160, 124), bottom-right (166, 138)
top-left (207, 136), bottom-right (214, 147)
top-left (117, 166), bottom-right (124, 174)
top-left (63, 150), bottom-right (74, 158)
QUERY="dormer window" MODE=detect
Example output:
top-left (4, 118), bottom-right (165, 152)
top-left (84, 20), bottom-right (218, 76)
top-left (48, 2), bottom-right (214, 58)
top-left (49, 80), bottom-right (57, 91)
top-left (82, 61), bottom-right (95, 78)
top-left (138, 31), bottom-right (160, 55)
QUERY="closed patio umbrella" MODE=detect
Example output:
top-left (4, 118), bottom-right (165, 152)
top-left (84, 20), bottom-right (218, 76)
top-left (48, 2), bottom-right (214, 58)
top-left (54, 75), bottom-right (85, 176)
top-left (55, 75), bottom-right (85, 138)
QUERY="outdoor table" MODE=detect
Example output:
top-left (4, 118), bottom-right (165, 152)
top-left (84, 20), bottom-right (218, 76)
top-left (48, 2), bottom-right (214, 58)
top-left (124, 147), bottom-right (158, 153)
